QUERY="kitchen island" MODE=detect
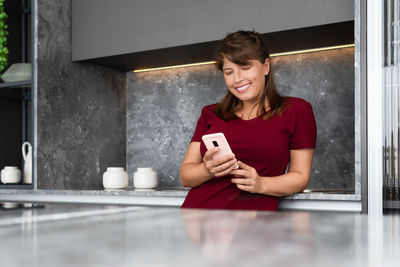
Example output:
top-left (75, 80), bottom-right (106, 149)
top-left (0, 203), bottom-right (398, 267)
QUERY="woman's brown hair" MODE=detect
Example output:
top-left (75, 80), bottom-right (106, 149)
top-left (214, 30), bottom-right (287, 120)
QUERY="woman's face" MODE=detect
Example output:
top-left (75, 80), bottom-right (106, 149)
top-left (222, 57), bottom-right (270, 105)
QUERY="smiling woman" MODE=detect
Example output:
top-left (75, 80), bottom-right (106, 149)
top-left (214, 31), bottom-right (288, 122)
top-left (180, 30), bottom-right (317, 211)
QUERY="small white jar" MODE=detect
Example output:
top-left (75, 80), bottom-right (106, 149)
top-left (133, 167), bottom-right (158, 189)
top-left (2, 202), bottom-right (19, 209)
top-left (1, 166), bottom-right (21, 184)
top-left (102, 167), bottom-right (128, 189)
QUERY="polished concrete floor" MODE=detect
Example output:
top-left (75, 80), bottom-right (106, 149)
top-left (0, 203), bottom-right (399, 267)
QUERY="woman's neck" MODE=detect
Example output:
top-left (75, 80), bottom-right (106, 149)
top-left (236, 99), bottom-right (270, 120)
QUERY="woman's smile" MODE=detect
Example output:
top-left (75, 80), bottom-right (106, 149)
top-left (235, 83), bottom-right (251, 93)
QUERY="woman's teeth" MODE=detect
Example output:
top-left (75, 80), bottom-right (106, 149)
top-left (236, 84), bottom-right (250, 93)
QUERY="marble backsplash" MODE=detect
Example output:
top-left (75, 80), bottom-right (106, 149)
top-left (36, 0), bottom-right (126, 189)
top-left (127, 47), bottom-right (355, 190)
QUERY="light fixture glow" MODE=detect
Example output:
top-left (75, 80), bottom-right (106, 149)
top-left (133, 44), bottom-right (355, 73)
top-left (133, 61), bottom-right (217, 73)
top-left (270, 44), bottom-right (355, 57)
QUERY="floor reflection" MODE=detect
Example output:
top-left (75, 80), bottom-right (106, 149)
top-left (181, 209), bottom-right (363, 266)
top-left (181, 209), bottom-right (317, 263)
top-left (181, 209), bottom-right (257, 262)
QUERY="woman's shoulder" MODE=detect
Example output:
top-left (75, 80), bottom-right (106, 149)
top-left (285, 97), bottom-right (313, 112)
top-left (201, 103), bottom-right (219, 114)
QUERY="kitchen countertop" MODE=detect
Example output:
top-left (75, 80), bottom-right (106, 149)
top-left (0, 203), bottom-right (398, 267)
top-left (0, 188), bottom-right (361, 199)
top-left (0, 189), bottom-right (362, 212)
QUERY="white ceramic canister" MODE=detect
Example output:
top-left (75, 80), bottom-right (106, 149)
top-left (2, 202), bottom-right (20, 209)
top-left (22, 142), bottom-right (32, 184)
top-left (102, 167), bottom-right (128, 189)
top-left (133, 167), bottom-right (158, 189)
top-left (1, 166), bottom-right (22, 184)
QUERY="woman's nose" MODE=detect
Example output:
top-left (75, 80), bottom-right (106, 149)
top-left (233, 70), bottom-right (243, 83)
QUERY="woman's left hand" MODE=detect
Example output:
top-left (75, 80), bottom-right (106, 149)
top-left (230, 161), bottom-right (264, 194)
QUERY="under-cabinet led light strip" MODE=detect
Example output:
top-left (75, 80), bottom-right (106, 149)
top-left (133, 61), bottom-right (216, 73)
top-left (133, 44), bottom-right (355, 73)
top-left (270, 43), bottom-right (355, 57)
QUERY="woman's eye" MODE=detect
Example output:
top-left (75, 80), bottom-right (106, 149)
top-left (225, 72), bottom-right (233, 76)
top-left (242, 66), bottom-right (250, 70)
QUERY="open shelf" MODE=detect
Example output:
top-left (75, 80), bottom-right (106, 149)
top-left (0, 86), bottom-right (31, 100)
top-left (0, 0), bottom-right (34, 191)
top-left (0, 80), bottom-right (31, 88)
top-left (0, 184), bottom-right (34, 190)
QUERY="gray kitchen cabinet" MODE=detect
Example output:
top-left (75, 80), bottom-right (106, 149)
top-left (71, 0), bottom-right (354, 71)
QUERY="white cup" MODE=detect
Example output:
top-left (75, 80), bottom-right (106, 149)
top-left (133, 167), bottom-right (158, 189)
top-left (1, 166), bottom-right (21, 184)
top-left (103, 167), bottom-right (128, 189)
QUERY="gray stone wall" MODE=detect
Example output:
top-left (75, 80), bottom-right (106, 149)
top-left (127, 47), bottom-right (355, 190)
top-left (37, 0), bottom-right (126, 189)
top-left (274, 48), bottom-right (354, 190)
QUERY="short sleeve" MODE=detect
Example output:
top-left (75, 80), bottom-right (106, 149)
top-left (290, 102), bottom-right (317, 149)
top-left (190, 107), bottom-right (208, 143)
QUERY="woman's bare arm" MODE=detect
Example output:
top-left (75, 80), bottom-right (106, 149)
top-left (231, 149), bottom-right (314, 196)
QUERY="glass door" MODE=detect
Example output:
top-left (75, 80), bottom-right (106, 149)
top-left (383, 0), bottom-right (400, 211)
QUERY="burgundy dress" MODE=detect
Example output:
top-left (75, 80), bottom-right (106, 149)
top-left (181, 97), bottom-right (317, 211)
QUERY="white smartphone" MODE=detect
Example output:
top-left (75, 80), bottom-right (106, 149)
top-left (201, 132), bottom-right (239, 169)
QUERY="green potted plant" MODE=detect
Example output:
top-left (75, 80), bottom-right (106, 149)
top-left (0, 0), bottom-right (8, 74)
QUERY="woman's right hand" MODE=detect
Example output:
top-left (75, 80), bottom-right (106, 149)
top-left (202, 147), bottom-right (238, 177)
